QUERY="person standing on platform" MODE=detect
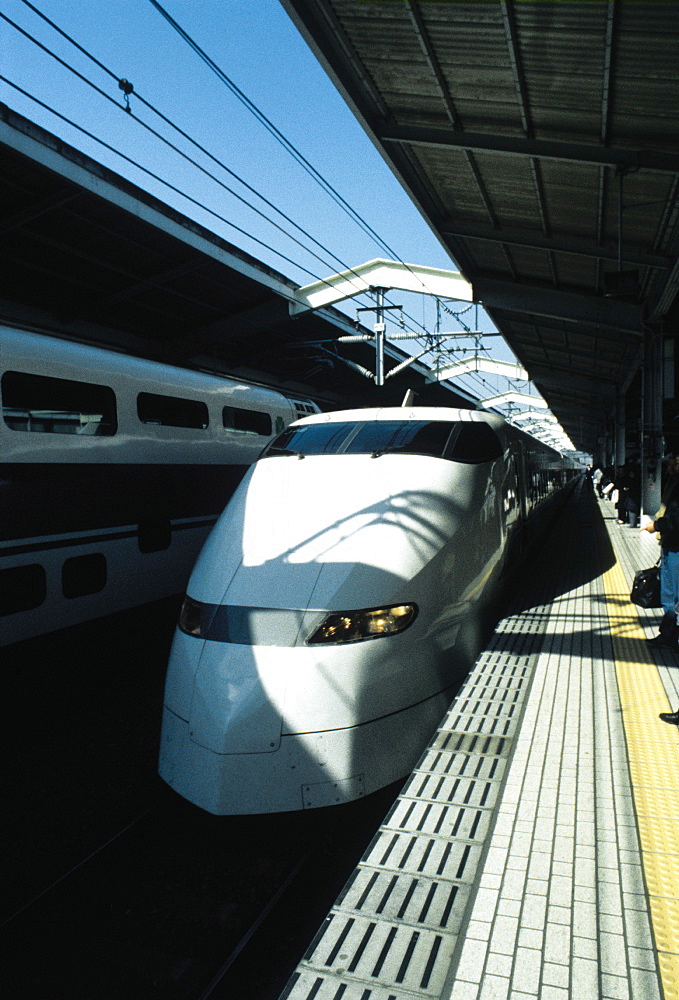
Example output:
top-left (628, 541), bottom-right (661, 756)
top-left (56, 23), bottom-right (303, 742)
top-left (642, 457), bottom-right (679, 658)
top-left (592, 466), bottom-right (603, 496)
top-left (649, 459), bottom-right (679, 724)
top-left (624, 463), bottom-right (641, 528)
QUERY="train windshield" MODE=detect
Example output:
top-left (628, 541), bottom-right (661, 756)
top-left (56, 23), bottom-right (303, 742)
top-left (264, 420), bottom-right (456, 458)
top-left (263, 419), bottom-right (504, 463)
top-left (265, 421), bottom-right (359, 456)
top-left (344, 420), bottom-right (453, 456)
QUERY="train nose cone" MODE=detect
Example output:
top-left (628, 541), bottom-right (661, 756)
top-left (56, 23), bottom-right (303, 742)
top-left (188, 642), bottom-right (289, 754)
top-left (220, 455), bottom-right (446, 611)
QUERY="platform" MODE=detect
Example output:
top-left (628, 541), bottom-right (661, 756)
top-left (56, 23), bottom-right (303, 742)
top-left (279, 481), bottom-right (679, 1000)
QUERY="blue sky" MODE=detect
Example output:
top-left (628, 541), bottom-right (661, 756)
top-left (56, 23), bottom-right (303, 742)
top-left (0, 0), bottom-right (560, 416)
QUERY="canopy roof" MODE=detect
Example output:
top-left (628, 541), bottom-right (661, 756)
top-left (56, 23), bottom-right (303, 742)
top-left (281, 0), bottom-right (679, 453)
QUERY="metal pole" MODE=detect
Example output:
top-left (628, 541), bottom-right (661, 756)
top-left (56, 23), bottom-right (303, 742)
top-left (642, 326), bottom-right (663, 516)
top-left (374, 287), bottom-right (385, 387)
top-left (618, 168), bottom-right (624, 271)
top-left (615, 393), bottom-right (625, 472)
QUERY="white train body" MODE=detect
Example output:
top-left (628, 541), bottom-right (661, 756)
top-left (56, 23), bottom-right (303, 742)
top-left (159, 407), bottom-right (575, 814)
top-left (0, 326), bottom-right (317, 645)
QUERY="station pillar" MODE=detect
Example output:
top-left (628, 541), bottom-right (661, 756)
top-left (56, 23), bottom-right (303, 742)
top-left (615, 394), bottom-right (626, 473)
top-left (641, 326), bottom-right (663, 517)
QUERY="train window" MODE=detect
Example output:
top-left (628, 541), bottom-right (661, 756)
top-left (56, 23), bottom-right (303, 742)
top-left (138, 519), bottom-right (172, 553)
top-left (293, 401), bottom-right (316, 418)
top-left (62, 553), bottom-right (107, 599)
top-left (137, 392), bottom-right (209, 429)
top-left (449, 424), bottom-right (504, 464)
top-left (0, 564), bottom-right (46, 616)
top-left (1, 371), bottom-right (117, 435)
top-left (264, 421), bottom-right (358, 457)
top-left (222, 406), bottom-right (272, 436)
top-left (344, 420), bottom-right (454, 457)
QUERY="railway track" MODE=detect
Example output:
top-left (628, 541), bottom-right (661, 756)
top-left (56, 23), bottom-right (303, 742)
top-left (2, 773), bottom-right (402, 1000)
top-left (2, 544), bottom-right (541, 999)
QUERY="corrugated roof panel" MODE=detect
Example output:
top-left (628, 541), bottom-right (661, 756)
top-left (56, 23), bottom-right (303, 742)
top-left (282, 0), bottom-right (679, 452)
top-left (411, 148), bottom-right (493, 218)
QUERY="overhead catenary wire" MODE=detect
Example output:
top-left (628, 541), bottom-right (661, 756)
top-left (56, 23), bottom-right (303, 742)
top-left (144, 3), bottom-right (509, 396)
top-left (6, 0), bottom-right (484, 376)
top-left (3, 12), bottom-right (369, 292)
top-left (150, 0), bottom-right (405, 262)
top-left (1, 75), bottom-right (318, 282)
top-left (17, 0), bottom-right (484, 340)
top-left (10, 3), bottom-right (442, 341)
top-left (1, 81), bottom-right (483, 391)
top-left (148, 0), bottom-right (478, 319)
top-left (16, 0), bottom-right (386, 313)
top-left (6, 4), bottom-right (505, 400)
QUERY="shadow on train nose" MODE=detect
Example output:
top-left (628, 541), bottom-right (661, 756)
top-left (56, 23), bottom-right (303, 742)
top-left (168, 572), bottom-right (489, 815)
top-left (162, 480), bottom-right (498, 813)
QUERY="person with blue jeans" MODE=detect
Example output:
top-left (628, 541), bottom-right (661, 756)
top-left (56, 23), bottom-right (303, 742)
top-left (640, 473), bottom-right (679, 723)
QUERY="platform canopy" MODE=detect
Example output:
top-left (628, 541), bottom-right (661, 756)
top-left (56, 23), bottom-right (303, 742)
top-left (426, 356), bottom-right (529, 384)
top-left (281, 0), bottom-right (679, 455)
top-left (291, 258), bottom-right (473, 314)
top-left (481, 391), bottom-right (548, 411)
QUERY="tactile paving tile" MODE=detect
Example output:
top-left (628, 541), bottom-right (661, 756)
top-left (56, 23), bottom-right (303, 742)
top-left (638, 818), bottom-right (679, 859)
top-left (655, 952), bottom-right (679, 1000)
top-left (600, 506), bottom-right (679, 1000)
top-left (649, 896), bottom-right (679, 951)
top-left (644, 856), bottom-right (679, 899)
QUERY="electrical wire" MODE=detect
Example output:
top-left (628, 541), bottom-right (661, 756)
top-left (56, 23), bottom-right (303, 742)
top-left (18, 0), bottom-right (483, 342)
top-left (17, 0), bottom-right (387, 311)
top-left (0, 75), bottom-right (321, 281)
top-left (148, 1), bottom-right (479, 324)
top-left (7, 3), bottom-right (501, 398)
top-left (150, 0), bottom-right (405, 261)
top-left (3, 26), bottom-right (450, 375)
top-left (10, 3), bottom-right (431, 332)
top-left (3, 12), bottom-right (370, 289)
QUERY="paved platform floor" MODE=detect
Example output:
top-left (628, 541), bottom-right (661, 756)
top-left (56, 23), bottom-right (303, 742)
top-left (279, 481), bottom-right (679, 1000)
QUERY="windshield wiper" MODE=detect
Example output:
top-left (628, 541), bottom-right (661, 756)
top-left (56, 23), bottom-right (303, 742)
top-left (268, 448), bottom-right (305, 458)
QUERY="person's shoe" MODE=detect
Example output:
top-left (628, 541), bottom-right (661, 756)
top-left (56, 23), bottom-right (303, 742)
top-left (647, 634), bottom-right (676, 648)
top-left (659, 711), bottom-right (679, 725)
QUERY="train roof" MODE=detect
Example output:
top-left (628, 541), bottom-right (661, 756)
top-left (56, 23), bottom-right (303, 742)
top-left (2, 325), bottom-right (294, 403)
top-left (291, 407), bottom-right (507, 428)
top-left (290, 407), bottom-right (580, 463)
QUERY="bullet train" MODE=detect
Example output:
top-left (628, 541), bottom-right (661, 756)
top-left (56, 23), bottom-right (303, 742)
top-left (159, 406), bottom-right (578, 814)
top-left (0, 326), bottom-right (318, 645)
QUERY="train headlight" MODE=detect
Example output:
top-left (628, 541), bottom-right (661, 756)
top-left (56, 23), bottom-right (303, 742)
top-left (178, 595), bottom-right (204, 637)
top-left (307, 604), bottom-right (417, 645)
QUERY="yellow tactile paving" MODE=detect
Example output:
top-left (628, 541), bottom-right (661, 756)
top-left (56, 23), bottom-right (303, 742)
top-left (646, 860), bottom-right (679, 901)
top-left (601, 550), bottom-right (679, 998)
top-left (640, 825), bottom-right (679, 862)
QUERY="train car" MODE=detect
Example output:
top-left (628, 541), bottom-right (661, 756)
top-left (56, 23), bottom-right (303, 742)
top-left (158, 406), bottom-right (578, 815)
top-left (0, 326), bottom-right (318, 645)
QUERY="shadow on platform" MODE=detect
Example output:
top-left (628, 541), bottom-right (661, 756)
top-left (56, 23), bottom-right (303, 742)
top-left (505, 483), bottom-right (617, 615)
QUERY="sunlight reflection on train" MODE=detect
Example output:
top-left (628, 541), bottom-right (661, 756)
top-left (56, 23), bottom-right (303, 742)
top-left (158, 407), bottom-right (578, 814)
